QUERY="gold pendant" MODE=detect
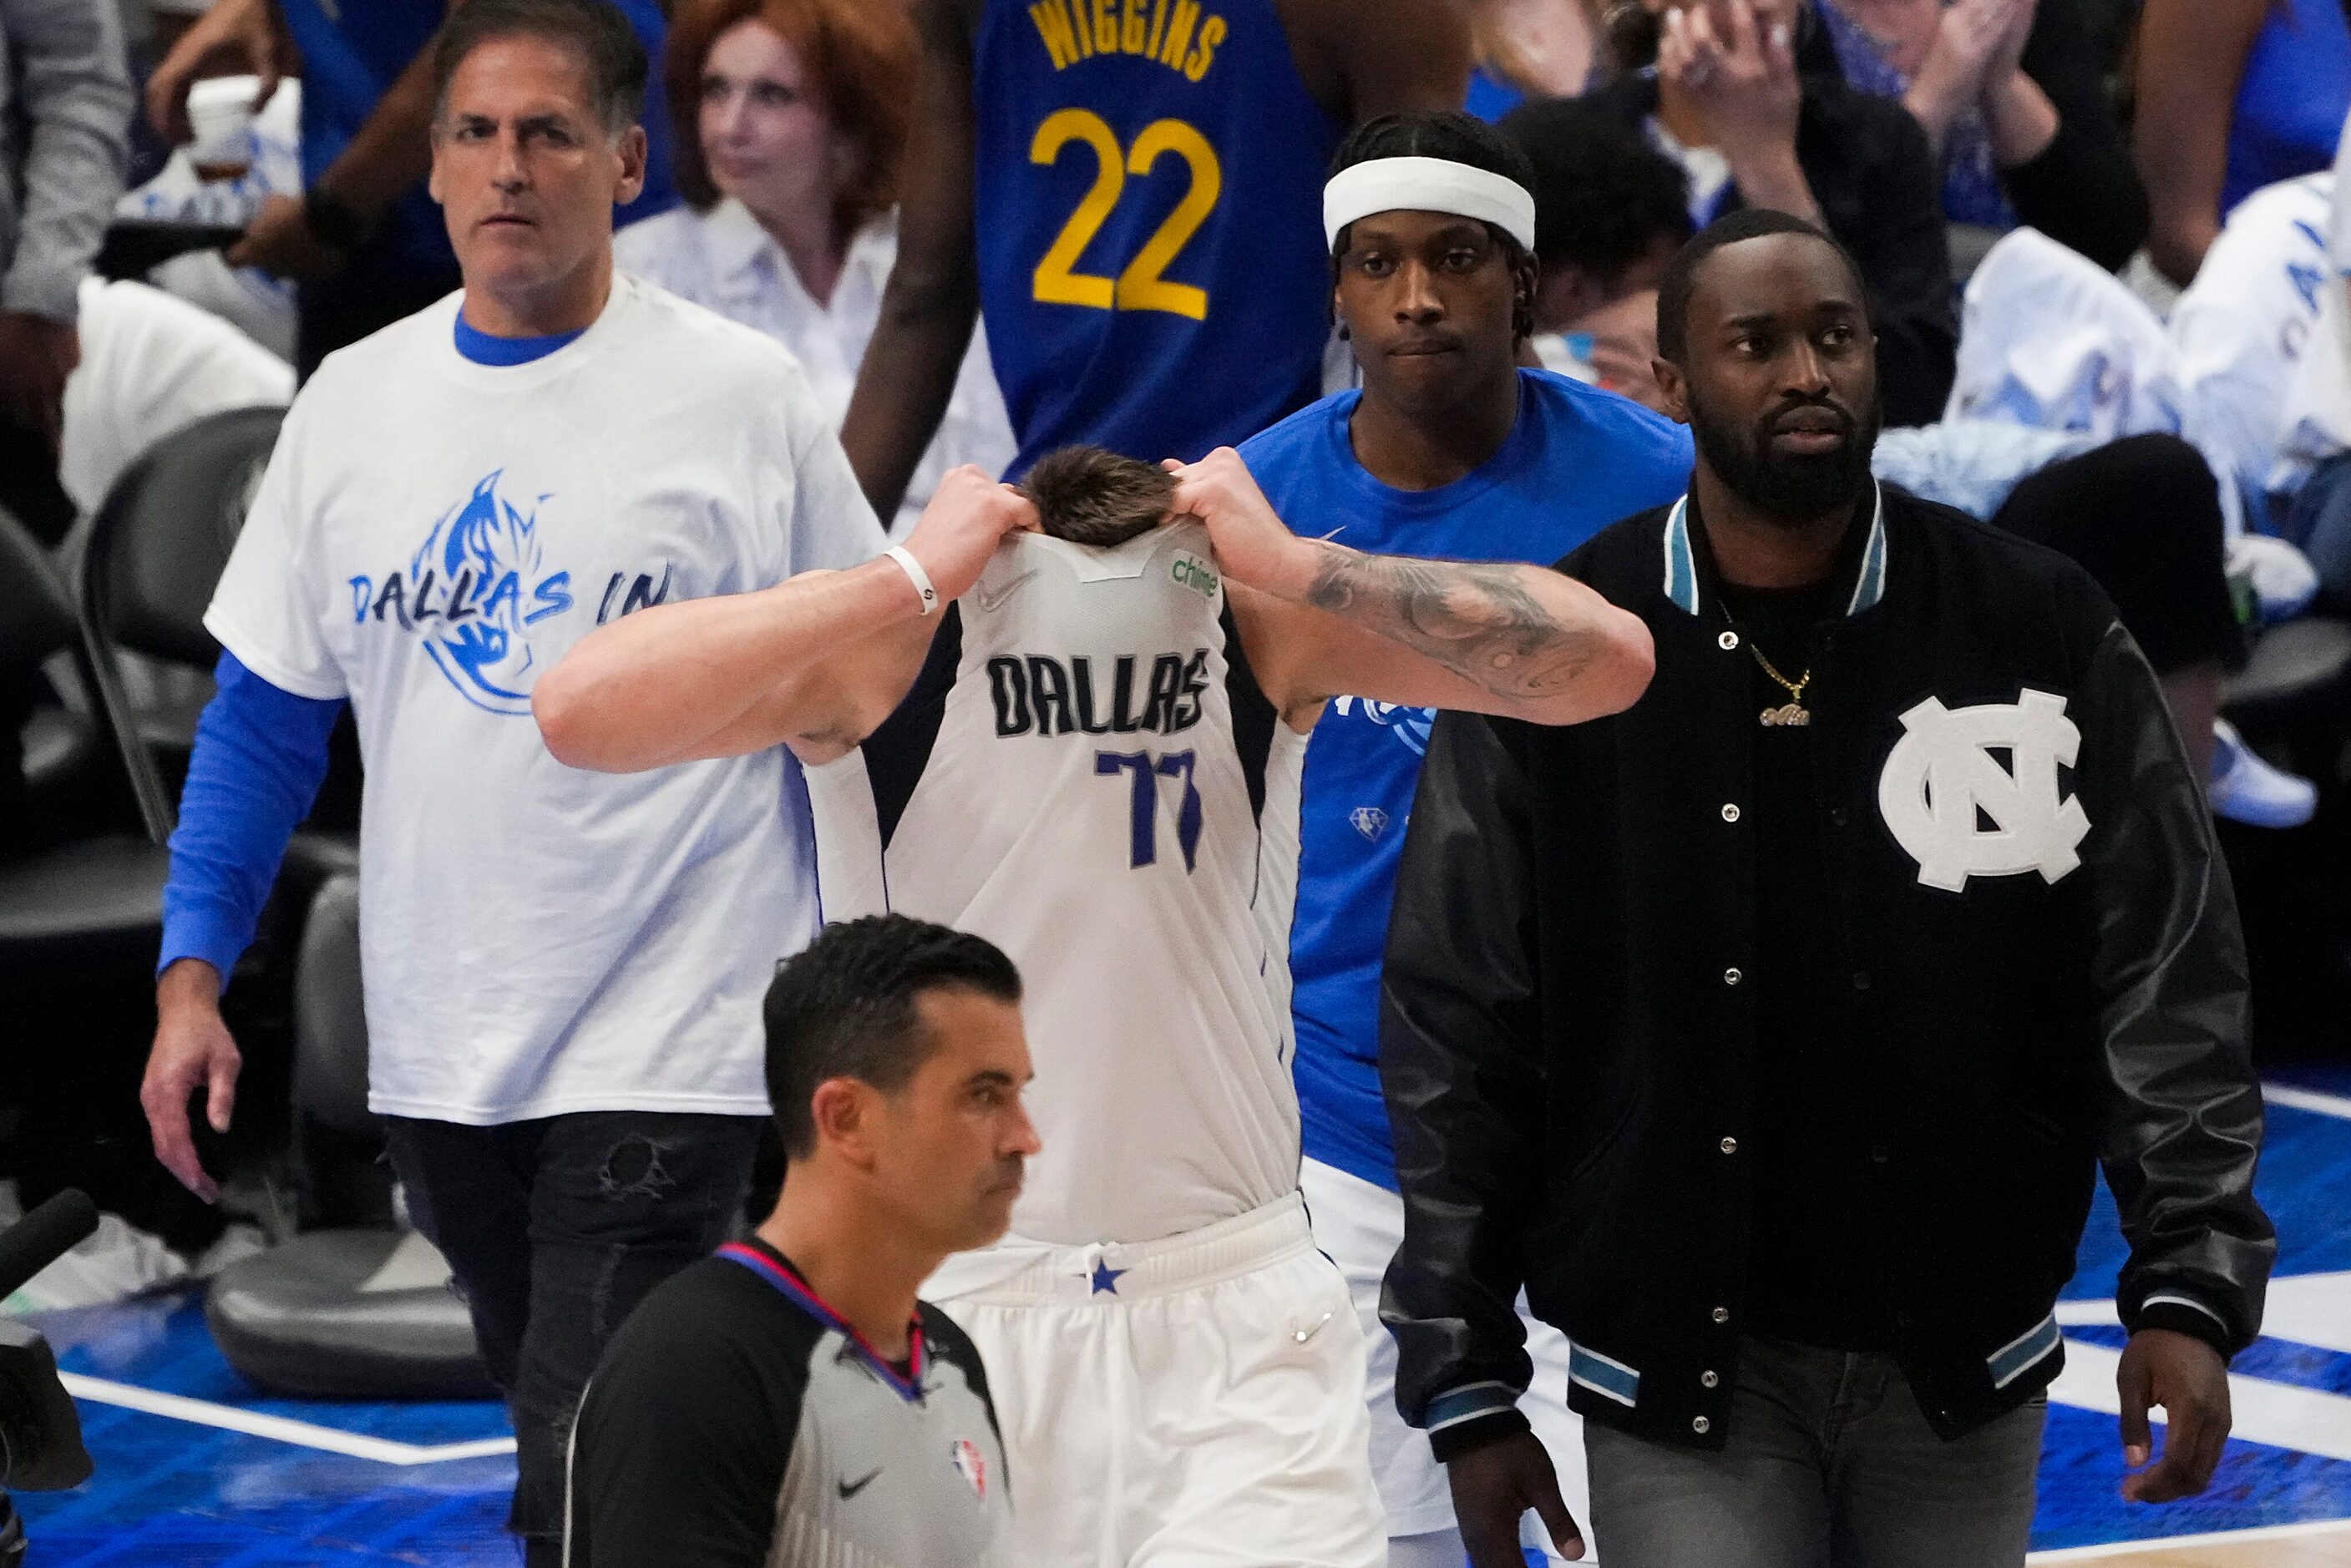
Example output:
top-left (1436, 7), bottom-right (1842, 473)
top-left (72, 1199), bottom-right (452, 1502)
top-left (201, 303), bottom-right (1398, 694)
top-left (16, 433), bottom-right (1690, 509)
top-left (1760, 701), bottom-right (1811, 727)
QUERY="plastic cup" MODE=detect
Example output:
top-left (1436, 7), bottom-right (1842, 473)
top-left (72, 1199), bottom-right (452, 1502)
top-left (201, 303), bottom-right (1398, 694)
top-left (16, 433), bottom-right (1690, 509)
top-left (185, 76), bottom-right (257, 181)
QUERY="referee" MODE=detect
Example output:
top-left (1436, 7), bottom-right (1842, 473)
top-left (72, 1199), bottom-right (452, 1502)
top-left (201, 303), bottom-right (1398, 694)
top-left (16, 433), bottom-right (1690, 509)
top-left (565, 915), bottom-right (1035, 1566)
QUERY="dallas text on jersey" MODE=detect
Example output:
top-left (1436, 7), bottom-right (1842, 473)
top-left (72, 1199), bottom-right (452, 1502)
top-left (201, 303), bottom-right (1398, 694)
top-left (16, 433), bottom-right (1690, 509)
top-left (988, 650), bottom-right (1212, 738)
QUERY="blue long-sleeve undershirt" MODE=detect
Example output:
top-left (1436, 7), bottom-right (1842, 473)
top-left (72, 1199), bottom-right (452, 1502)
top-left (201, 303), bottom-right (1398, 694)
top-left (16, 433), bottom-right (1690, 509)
top-left (158, 651), bottom-right (346, 985)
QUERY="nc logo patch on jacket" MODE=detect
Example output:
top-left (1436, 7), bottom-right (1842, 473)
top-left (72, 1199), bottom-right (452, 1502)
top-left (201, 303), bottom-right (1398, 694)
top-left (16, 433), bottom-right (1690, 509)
top-left (1876, 689), bottom-right (2090, 893)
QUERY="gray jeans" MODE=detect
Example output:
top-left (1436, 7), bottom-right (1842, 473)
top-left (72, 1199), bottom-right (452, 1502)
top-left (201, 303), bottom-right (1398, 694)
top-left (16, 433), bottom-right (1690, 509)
top-left (1583, 1338), bottom-right (2046, 1568)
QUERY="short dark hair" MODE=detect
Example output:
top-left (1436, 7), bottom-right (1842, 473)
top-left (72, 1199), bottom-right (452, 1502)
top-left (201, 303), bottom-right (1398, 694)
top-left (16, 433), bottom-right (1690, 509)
top-left (1654, 208), bottom-right (1871, 362)
top-left (1018, 446), bottom-right (1173, 548)
top-left (433, 0), bottom-right (649, 135)
top-left (1497, 98), bottom-right (1692, 281)
top-left (763, 915), bottom-right (1023, 1159)
top-left (1325, 110), bottom-right (1538, 340)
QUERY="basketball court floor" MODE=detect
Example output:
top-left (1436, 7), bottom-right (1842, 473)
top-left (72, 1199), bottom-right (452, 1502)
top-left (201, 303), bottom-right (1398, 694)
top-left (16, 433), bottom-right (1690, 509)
top-left (14, 1065), bottom-right (2351, 1565)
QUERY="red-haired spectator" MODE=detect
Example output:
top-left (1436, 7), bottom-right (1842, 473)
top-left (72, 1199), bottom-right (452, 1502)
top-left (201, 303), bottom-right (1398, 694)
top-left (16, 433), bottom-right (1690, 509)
top-left (616, 0), bottom-right (1013, 534)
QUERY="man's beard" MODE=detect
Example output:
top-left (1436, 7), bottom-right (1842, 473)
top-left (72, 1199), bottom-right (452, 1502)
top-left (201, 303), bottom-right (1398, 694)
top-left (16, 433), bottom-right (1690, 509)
top-left (1690, 388), bottom-right (1881, 524)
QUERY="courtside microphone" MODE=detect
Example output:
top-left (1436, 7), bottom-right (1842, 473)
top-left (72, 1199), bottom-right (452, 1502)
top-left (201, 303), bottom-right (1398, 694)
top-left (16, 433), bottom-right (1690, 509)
top-left (0, 1191), bottom-right (99, 1305)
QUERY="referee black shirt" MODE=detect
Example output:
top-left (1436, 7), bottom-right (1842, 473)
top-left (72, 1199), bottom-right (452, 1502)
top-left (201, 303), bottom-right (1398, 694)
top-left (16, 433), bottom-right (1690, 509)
top-left (565, 1238), bottom-right (1011, 1567)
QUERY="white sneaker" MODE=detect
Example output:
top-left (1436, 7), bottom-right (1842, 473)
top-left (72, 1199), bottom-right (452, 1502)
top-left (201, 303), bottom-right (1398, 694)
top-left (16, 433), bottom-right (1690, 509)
top-left (2227, 534), bottom-right (2321, 623)
top-left (2210, 719), bottom-right (2318, 828)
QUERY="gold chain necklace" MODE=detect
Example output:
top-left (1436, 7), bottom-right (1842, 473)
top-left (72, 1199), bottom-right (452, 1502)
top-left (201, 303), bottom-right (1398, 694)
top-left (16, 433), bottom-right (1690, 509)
top-left (1744, 637), bottom-right (1813, 728)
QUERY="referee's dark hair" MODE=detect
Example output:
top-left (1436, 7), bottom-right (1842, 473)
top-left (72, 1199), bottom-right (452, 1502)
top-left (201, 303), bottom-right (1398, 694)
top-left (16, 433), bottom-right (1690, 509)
top-left (1655, 208), bottom-right (1872, 364)
top-left (432, 0), bottom-right (650, 135)
top-left (1325, 109), bottom-right (1538, 341)
top-left (763, 916), bottom-right (1024, 1158)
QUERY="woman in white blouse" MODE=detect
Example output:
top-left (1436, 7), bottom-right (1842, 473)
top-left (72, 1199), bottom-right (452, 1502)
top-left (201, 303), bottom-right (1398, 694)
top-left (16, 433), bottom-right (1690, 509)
top-left (616, 0), bottom-right (1014, 536)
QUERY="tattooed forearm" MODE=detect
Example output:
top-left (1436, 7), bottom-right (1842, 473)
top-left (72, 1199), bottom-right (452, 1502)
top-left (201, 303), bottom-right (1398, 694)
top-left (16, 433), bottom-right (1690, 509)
top-left (1300, 540), bottom-right (1599, 701)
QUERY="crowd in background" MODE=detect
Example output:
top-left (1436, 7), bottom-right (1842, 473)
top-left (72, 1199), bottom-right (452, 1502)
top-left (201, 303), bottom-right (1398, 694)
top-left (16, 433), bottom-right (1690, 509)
top-left (3, 0), bottom-right (2351, 1284)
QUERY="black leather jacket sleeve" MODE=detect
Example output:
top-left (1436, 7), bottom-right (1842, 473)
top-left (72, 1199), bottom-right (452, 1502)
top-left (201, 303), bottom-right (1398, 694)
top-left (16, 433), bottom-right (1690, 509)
top-left (1377, 709), bottom-right (1545, 1455)
top-left (2076, 620), bottom-right (2275, 1354)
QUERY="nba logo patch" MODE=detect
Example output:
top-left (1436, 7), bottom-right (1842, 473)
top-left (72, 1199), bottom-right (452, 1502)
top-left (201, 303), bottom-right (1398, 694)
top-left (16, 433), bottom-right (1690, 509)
top-left (950, 1438), bottom-right (987, 1500)
top-left (1350, 807), bottom-right (1389, 842)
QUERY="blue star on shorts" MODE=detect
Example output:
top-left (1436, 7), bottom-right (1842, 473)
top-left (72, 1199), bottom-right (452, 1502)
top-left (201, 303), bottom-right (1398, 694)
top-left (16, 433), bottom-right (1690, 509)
top-left (1090, 1260), bottom-right (1127, 1295)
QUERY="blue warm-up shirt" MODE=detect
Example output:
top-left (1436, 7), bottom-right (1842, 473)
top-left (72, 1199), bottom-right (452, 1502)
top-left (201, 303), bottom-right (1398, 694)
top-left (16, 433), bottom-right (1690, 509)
top-left (1238, 370), bottom-right (1693, 1191)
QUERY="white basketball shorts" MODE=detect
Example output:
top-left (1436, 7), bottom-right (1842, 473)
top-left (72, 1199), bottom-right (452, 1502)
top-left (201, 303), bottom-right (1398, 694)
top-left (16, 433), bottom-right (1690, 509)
top-left (926, 1189), bottom-right (1386, 1568)
top-left (1300, 1156), bottom-right (1595, 1560)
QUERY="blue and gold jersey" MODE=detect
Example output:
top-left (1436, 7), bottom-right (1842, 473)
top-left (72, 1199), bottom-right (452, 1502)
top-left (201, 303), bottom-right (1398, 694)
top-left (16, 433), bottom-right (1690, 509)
top-left (974, 0), bottom-right (1342, 474)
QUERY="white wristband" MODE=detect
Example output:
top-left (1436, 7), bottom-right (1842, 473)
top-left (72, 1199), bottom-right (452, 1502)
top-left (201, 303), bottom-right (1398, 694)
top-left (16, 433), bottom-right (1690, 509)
top-left (885, 545), bottom-right (939, 616)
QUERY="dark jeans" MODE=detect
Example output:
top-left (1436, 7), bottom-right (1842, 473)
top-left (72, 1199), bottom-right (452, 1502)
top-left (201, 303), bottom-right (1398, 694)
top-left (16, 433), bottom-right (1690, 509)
top-left (1583, 1337), bottom-right (2046, 1568)
top-left (382, 1112), bottom-right (763, 1562)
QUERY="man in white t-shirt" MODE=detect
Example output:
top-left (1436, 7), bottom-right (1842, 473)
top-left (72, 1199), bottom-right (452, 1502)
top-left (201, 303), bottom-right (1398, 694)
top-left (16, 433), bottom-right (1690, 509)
top-left (134, 3), bottom-right (884, 1561)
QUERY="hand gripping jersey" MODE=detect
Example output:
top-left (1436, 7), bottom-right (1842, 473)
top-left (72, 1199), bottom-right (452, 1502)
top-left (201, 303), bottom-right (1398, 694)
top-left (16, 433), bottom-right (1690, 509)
top-left (804, 525), bottom-right (1305, 1244)
top-left (972, 0), bottom-right (1341, 474)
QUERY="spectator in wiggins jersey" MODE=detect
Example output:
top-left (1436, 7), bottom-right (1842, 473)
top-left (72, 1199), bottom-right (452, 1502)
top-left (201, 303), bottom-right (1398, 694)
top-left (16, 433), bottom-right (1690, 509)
top-left (136, 5), bottom-right (886, 1560)
top-left (1234, 109), bottom-right (1693, 1568)
top-left (568, 915), bottom-right (1032, 1567)
top-left (616, 0), bottom-right (1015, 537)
top-left (835, 0), bottom-right (1473, 522)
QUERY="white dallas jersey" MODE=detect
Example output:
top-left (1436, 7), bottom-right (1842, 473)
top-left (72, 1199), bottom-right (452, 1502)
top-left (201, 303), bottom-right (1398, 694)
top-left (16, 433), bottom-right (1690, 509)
top-left (805, 524), bottom-right (1305, 1245)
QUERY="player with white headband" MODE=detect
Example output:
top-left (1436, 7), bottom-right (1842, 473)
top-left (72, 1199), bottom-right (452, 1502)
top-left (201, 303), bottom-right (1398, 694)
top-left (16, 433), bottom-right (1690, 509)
top-left (1242, 109), bottom-right (1697, 1567)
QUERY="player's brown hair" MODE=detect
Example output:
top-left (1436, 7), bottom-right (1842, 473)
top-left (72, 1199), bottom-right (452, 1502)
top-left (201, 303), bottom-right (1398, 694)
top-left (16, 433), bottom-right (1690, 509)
top-left (1017, 447), bottom-right (1176, 549)
top-left (663, 0), bottom-right (915, 239)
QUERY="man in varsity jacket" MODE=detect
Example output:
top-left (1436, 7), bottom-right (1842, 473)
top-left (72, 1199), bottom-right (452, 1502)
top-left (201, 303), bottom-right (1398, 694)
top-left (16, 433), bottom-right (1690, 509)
top-left (1379, 210), bottom-right (2275, 1568)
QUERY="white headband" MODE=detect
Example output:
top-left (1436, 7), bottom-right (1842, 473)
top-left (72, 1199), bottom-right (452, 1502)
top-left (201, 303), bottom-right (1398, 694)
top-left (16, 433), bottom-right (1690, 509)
top-left (1322, 155), bottom-right (1538, 254)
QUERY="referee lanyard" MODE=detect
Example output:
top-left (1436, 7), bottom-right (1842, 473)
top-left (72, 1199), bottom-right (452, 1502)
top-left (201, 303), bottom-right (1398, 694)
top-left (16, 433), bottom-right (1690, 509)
top-left (717, 1242), bottom-right (930, 1402)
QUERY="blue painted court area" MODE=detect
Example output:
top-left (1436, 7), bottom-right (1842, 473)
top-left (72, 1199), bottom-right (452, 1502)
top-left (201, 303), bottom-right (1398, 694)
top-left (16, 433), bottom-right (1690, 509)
top-left (13, 1077), bottom-right (2351, 1564)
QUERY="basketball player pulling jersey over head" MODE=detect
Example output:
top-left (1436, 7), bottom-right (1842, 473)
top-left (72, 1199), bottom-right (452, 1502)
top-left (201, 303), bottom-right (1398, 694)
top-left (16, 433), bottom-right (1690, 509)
top-left (534, 448), bottom-right (1654, 1566)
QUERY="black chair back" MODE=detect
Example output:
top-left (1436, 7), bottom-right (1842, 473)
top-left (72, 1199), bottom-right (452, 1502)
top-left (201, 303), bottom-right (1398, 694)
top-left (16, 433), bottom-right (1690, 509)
top-left (0, 507), bottom-right (75, 675)
top-left (291, 873), bottom-right (373, 1136)
top-left (79, 405), bottom-right (285, 837)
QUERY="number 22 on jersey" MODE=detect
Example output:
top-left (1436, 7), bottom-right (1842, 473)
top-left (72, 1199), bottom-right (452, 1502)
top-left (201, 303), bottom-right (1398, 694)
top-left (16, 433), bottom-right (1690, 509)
top-left (1031, 109), bottom-right (1223, 320)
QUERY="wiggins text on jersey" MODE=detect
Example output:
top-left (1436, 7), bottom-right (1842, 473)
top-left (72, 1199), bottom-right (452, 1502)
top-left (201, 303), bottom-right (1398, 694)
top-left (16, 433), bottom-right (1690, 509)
top-left (1027, 0), bottom-right (1228, 80)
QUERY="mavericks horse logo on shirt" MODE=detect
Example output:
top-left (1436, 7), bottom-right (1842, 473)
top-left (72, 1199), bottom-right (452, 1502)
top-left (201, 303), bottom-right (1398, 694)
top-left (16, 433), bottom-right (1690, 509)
top-left (346, 471), bottom-right (574, 716)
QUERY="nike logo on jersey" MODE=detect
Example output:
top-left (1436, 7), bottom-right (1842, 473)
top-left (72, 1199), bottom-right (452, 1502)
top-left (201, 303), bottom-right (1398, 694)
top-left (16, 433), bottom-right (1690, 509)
top-left (838, 1469), bottom-right (881, 1500)
top-left (970, 569), bottom-right (1040, 614)
top-left (988, 650), bottom-right (1209, 737)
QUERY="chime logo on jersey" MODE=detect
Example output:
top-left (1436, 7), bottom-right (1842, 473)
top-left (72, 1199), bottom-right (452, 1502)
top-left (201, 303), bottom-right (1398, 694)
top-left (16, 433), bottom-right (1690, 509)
top-left (987, 649), bottom-right (1210, 736)
top-left (347, 471), bottom-right (574, 717)
top-left (1876, 688), bottom-right (2091, 893)
top-left (950, 1438), bottom-right (987, 1500)
top-left (1330, 695), bottom-right (1436, 757)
